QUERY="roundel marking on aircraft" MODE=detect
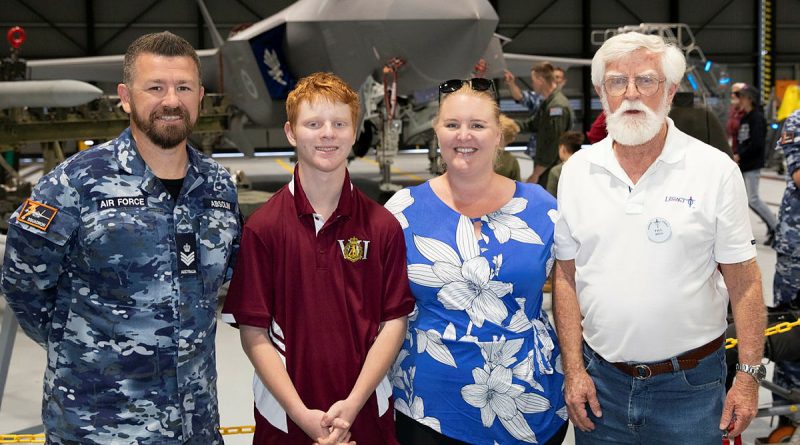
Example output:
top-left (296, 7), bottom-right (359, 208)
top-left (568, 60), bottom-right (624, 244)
top-left (240, 69), bottom-right (259, 99)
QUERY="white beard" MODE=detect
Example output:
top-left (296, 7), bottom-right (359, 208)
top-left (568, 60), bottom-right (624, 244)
top-left (603, 93), bottom-right (670, 146)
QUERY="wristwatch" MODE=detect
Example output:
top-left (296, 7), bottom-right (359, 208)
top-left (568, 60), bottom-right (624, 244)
top-left (735, 363), bottom-right (767, 383)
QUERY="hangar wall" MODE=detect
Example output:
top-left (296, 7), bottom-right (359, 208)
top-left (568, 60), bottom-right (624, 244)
top-left (498, 0), bottom-right (800, 85)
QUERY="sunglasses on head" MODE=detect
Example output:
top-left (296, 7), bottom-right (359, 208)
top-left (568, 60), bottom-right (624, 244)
top-left (438, 78), bottom-right (496, 100)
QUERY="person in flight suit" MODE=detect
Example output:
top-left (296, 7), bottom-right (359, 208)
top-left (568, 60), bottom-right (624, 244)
top-left (504, 66), bottom-right (571, 174)
top-left (515, 62), bottom-right (573, 186)
top-left (1, 31), bottom-right (241, 444)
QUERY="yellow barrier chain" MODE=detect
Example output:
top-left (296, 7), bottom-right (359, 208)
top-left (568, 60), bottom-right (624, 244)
top-left (725, 317), bottom-right (800, 349)
top-left (0, 425), bottom-right (257, 444)
top-left (0, 434), bottom-right (43, 444)
top-left (219, 425), bottom-right (256, 435)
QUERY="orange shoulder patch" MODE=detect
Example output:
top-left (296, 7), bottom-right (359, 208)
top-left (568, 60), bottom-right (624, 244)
top-left (17, 198), bottom-right (59, 231)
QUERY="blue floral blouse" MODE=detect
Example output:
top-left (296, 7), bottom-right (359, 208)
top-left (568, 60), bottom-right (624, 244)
top-left (384, 181), bottom-right (567, 445)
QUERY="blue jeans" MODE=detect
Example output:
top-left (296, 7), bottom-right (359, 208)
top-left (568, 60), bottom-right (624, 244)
top-left (575, 344), bottom-right (726, 445)
top-left (742, 169), bottom-right (778, 231)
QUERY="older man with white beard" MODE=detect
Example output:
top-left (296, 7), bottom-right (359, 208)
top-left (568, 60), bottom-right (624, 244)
top-left (552, 32), bottom-right (766, 444)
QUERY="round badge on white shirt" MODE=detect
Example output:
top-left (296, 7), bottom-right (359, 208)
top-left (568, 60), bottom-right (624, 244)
top-left (647, 217), bottom-right (672, 243)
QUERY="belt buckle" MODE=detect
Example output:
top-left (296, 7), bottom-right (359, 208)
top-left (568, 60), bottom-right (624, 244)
top-left (634, 364), bottom-right (652, 380)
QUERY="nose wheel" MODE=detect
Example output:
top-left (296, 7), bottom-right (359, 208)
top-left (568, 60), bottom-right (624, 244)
top-left (766, 424), bottom-right (798, 443)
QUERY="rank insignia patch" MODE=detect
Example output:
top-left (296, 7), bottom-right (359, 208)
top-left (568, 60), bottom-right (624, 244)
top-left (17, 199), bottom-right (58, 231)
top-left (176, 232), bottom-right (198, 276)
top-left (338, 236), bottom-right (370, 262)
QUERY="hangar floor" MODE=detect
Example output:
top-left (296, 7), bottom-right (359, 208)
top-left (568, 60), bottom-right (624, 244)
top-left (0, 151), bottom-right (790, 444)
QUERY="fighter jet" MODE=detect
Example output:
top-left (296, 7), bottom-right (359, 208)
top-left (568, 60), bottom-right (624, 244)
top-left (13, 0), bottom-right (499, 154)
top-left (4, 0), bottom-right (596, 190)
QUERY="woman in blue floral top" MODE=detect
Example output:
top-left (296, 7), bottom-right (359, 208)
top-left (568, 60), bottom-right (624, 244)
top-left (385, 79), bottom-right (567, 445)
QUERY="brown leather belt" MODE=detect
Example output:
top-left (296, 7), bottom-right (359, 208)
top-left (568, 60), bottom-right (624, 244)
top-left (610, 334), bottom-right (724, 380)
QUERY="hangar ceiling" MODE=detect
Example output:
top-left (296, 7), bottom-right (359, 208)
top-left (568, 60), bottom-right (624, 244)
top-left (3, 0), bottom-right (798, 81)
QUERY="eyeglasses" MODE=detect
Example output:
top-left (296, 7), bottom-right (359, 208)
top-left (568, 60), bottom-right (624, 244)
top-left (603, 75), bottom-right (665, 97)
top-left (438, 78), bottom-right (496, 100)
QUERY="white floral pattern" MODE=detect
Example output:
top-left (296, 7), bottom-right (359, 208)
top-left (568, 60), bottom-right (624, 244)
top-left (396, 395), bottom-right (442, 432)
top-left (416, 328), bottom-right (456, 367)
top-left (389, 182), bottom-right (566, 444)
top-left (479, 336), bottom-right (523, 370)
top-left (393, 365), bottom-right (443, 432)
top-left (482, 197), bottom-right (544, 245)
top-left (384, 187), bottom-right (414, 229)
top-left (461, 365), bottom-right (550, 443)
top-left (408, 216), bottom-right (513, 328)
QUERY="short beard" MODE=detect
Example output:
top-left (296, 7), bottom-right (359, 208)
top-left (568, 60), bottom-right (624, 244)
top-left (130, 101), bottom-right (195, 149)
top-left (603, 92), bottom-right (670, 146)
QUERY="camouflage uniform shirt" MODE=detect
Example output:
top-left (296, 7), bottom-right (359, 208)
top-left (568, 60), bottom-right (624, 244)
top-left (520, 90), bottom-right (544, 115)
top-left (520, 90), bottom-right (544, 158)
top-left (774, 110), bottom-right (800, 306)
top-left (772, 110), bottom-right (800, 408)
top-left (1, 128), bottom-right (241, 444)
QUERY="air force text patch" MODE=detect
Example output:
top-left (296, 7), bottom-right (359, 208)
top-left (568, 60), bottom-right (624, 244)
top-left (205, 198), bottom-right (235, 211)
top-left (176, 232), bottom-right (199, 276)
top-left (17, 199), bottom-right (58, 231)
top-left (98, 196), bottom-right (146, 209)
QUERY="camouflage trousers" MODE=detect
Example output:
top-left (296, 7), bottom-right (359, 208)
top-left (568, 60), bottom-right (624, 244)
top-left (46, 431), bottom-right (223, 445)
top-left (768, 307), bottom-right (800, 410)
top-left (774, 359), bottom-right (800, 416)
top-left (774, 360), bottom-right (800, 395)
top-left (773, 253), bottom-right (800, 307)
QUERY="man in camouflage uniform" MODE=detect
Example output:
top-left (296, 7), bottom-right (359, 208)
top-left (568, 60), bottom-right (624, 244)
top-left (772, 108), bottom-right (800, 408)
top-left (1, 32), bottom-right (241, 444)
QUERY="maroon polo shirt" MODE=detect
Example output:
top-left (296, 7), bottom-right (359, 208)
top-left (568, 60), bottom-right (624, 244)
top-left (222, 166), bottom-right (414, 445)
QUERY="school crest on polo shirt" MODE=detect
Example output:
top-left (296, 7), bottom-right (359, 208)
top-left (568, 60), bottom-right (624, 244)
top-left (338, 236), bottom-right (370, 262)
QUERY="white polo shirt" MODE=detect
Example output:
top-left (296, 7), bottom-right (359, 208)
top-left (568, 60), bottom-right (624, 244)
top-left (555, 118), bottom-right (756, 362)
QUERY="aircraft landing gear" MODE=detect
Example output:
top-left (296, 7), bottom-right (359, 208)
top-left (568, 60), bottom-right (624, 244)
top-left (766, 424), bottom-right (799, 443)
top-left (378, 119), bottom-right (402, 193)
top-left (376, 57), bottom-right (405, 194)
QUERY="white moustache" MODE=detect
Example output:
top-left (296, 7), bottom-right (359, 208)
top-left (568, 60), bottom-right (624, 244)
top-left (611, 100), bottom-right (649, 116)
